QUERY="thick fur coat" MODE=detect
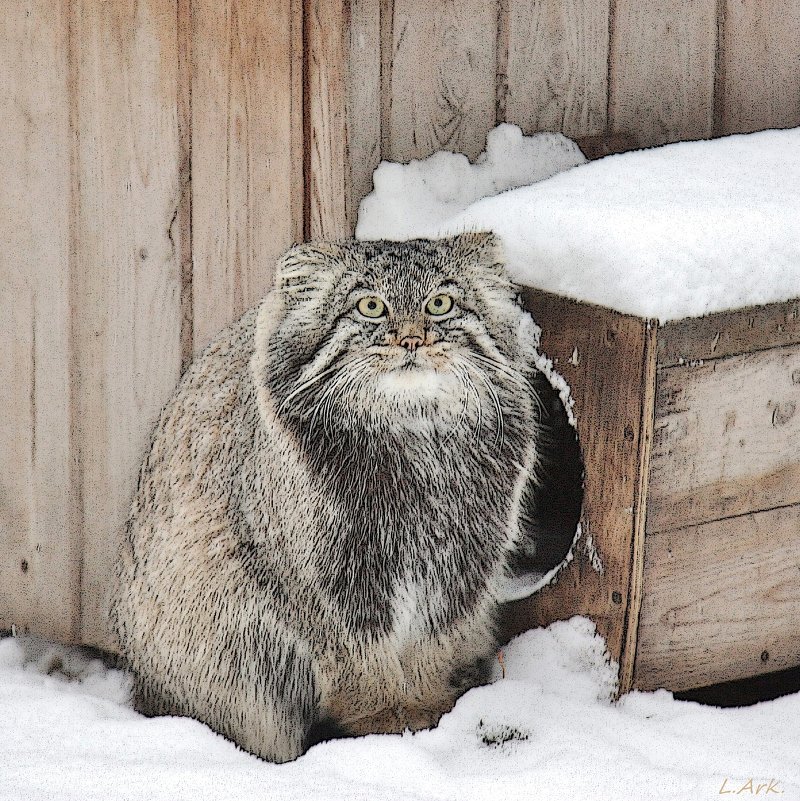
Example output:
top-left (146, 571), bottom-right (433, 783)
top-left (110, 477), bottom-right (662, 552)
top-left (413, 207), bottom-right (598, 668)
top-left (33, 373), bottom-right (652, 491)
top-left (111, 233), bottom-right (565, 762)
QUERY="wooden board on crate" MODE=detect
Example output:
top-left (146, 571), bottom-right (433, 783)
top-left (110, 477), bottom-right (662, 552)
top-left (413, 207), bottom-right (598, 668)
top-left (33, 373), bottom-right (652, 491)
top-left (505, 288), bottom-right (654, 693)
top-left (638, 297), bottom-right (800, 691)
top-left (512, 289), bottom-right (800, 693)
top-left (635, 503), bottom-right (800, 692)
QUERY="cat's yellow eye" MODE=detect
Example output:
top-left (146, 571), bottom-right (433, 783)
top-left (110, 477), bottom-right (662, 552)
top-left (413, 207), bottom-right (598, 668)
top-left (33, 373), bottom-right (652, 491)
top-left (357, 296), bottom-right (386, 319)
top-left (425, 294), bottom-right (454, 316)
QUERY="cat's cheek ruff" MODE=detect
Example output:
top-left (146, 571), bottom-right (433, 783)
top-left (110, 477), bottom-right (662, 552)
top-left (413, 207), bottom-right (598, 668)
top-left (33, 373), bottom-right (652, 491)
top-left (442, 310), bottom-right (515, 366)
top-left (294, 320), bottom-right (361, 380)
top-left (504, 439), bottom-right (539, 557)
top-left (267, 319), bottom-right (364, 418)
top-left (460, 278), bottom-right (524, 356)
top-left (268, 261), bottom-right (366, 386)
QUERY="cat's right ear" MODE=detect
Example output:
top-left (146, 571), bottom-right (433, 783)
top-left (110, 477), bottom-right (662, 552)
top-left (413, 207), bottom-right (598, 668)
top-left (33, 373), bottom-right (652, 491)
top-left (275, 241), bottom-right (348, 293)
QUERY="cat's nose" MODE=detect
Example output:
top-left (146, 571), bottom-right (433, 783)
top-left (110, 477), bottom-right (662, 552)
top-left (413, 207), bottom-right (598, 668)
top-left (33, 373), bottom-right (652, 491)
top-left (399, 335), bottom-right (423, 353)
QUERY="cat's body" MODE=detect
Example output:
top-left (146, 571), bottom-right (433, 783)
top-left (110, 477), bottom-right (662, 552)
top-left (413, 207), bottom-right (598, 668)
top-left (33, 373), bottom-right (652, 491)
top-left (111, 234), bottom-right (572, 763)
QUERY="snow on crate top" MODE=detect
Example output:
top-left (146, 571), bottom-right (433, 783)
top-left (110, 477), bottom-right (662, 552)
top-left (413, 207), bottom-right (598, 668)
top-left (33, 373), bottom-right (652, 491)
top-left (357, 126), bottom-right (800, 322)
top-left (358, 124), bottom-right (586, 241)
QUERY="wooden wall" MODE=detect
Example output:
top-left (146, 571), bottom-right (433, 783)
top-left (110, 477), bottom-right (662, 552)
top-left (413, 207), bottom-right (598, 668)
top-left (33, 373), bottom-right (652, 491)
top-left (2, 0), bottom-right (799, 650)
top-left (331, 0), bottom-right (800, 233)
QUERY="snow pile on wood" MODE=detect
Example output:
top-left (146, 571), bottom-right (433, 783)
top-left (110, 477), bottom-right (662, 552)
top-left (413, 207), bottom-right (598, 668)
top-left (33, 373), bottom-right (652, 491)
top-left (357, 126), bottom-right (800, 322)
top-left (1, 618), bottom-right (797, 801)
top-left (359, 124), bottom-right (586, 241)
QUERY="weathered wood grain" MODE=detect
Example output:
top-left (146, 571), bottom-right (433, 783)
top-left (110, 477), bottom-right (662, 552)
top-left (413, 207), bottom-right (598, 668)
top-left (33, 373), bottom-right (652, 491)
top-left (503, 0), bottom-right (608, 138)
top-left (719, 0), bottom-right (800, 135)
top-left (347, 0), bottom-right (382, 229)
top-left (0, 0), bottom-right (77, 642)
top-left (658, 298), bottom-right (800, 368)
top-left (386, 0), bottom-right (497, 162)
top-left (610, 0), bottom-right (716, 146)
top-left (618, 321), bottom-right (657, 695)
top-left (648, 344), bottom-right (800, 534)
top-left (308, 0), bottom-right (351, 239)
top-left (505, 291), bottom-right (652, 683)
top-left (72, 0), bottom-right (183, 647)
top-left (177, 0), bottom-right (193, 368)
top-left (192, 0), bottom-right (302, 352)
top-left (635, 503), bottom-right (800, 692)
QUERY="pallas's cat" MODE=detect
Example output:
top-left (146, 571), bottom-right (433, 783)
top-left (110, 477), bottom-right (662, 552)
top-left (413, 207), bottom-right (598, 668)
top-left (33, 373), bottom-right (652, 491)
top-left (111, 233), bottom-right (578, 763)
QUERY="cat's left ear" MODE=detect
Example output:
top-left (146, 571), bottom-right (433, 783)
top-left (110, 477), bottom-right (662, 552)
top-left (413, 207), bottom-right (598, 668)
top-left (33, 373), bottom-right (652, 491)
top-left (274, 241), bottom-right (350, 292)
top-left (450, 231), bottom-right (506, 274)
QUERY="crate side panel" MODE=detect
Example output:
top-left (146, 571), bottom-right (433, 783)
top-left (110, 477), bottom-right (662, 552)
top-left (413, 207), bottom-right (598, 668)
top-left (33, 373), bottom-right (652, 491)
top-left (635, 504), bottom-right (800, 692)
top-left (658, 298), bottom-right (800, 367)
top-left (648, 343), bottom-right (800, 533)
top-left (505, 292), bottom-right (650, 669)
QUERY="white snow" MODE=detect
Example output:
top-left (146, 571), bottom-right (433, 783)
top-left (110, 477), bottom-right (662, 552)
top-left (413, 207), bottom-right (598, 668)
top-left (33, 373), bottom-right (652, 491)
top-left (2, 619), bottom-right (798, 801)
top-left (357, 126), bottom-right (800, 322)
top-left (359, 124), bottom-right (586, 241)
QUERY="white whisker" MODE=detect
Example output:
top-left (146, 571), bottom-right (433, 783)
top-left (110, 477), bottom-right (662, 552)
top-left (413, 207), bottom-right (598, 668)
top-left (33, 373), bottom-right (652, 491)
top-left (469, 352), bottom-right (545, 417)
top-left (443, 362), bottom-right (472, 442)
top-left (279, 363), bottom-right (343, 412)
top-left (477, 367), bottom-right (505, 450)
top-left (451, 355), bottom-right (485, 445)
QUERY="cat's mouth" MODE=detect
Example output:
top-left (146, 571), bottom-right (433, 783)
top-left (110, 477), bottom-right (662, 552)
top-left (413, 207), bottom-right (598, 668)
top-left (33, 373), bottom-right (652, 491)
top-left (383, 343), bottom-right (453, 371)
top-left (370, 345), bottom-right (458, 396)
top-left (376, 364), bottom-right (449, 396)
top-left (398, 352), bottom-right (431, 368)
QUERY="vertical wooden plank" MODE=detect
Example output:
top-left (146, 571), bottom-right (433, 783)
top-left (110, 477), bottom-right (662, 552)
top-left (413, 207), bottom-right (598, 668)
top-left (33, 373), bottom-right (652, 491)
top-left (610, 0), bottom-right (716, 147)
top-left (347, 0), bottom-right (381, 229)
top-left (73, 0), bottom-right (183, 647)
top-left (307, 0), bottom-right (351, 239)
top-left (192, 0), bottom-right (303, 353)
top-left (647, 344), bottom-right (800, 534)
top-left (503, 0), bottom-right (609, 138)
top-left (618, 322), bottom-right (656, 695)
top-left (290, 0), bottom-right (305, 245)
top-left (387, 0), bottom-right (497, 162)
top-left (0, 1), bottom-right (78, 642)
top-left (504, 291), bottom-right (651, 678)
top-left (720, 0), bottom-right (800, 135)
top-left (177, 0), bottom-right (193, 369)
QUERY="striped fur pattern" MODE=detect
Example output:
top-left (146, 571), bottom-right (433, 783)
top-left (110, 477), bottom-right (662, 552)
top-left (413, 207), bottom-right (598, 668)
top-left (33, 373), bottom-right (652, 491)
top-left (111, 233), bottom-right (546, 762)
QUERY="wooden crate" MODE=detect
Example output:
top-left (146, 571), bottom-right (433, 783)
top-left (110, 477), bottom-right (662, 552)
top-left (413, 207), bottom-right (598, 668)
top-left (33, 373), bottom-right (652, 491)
top-left (506, 289), bottom-right (800, 693)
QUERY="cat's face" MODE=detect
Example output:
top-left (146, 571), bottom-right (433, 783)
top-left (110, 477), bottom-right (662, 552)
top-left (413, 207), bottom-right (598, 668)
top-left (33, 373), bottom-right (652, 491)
top-left (261, 233), bottom-right (539, 436)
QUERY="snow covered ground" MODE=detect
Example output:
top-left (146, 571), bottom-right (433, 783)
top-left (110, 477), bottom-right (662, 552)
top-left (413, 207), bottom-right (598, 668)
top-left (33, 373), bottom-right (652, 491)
top-left (358, 124), bottom-right (800, 321)
top-left (2, 618), bottom-right (798, 801)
